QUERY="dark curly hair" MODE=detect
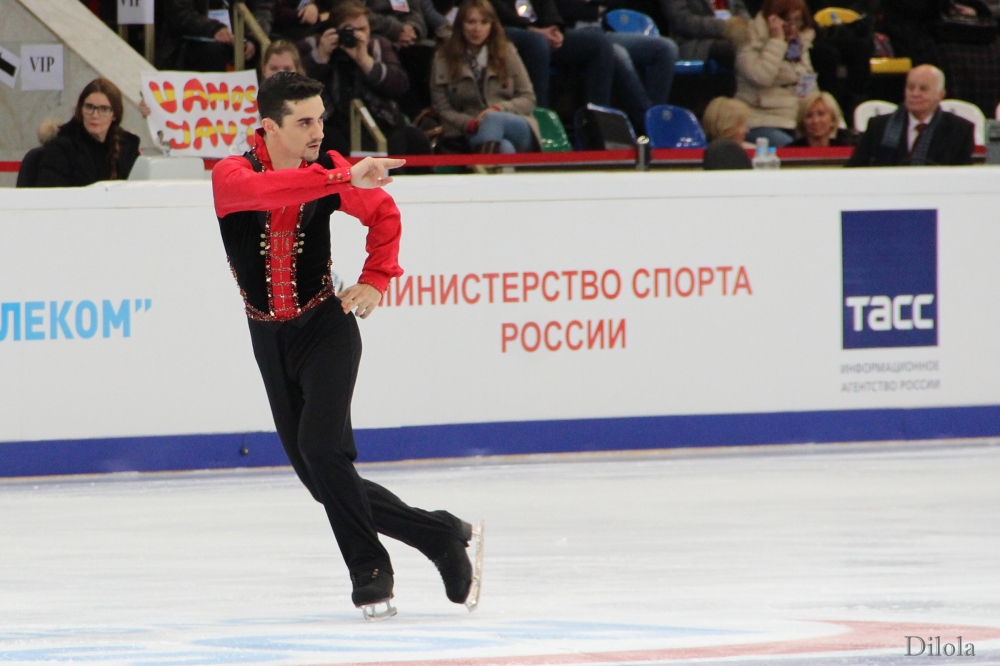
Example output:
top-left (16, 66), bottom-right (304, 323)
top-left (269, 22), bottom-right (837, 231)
top-left (257, 71), bottom-right (325, 125)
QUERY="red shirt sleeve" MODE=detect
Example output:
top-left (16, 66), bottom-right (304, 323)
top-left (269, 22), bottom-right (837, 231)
top-left (327, 151), bottom-right (404, 294)
top-left (211, 155), bottom-right (354, 218)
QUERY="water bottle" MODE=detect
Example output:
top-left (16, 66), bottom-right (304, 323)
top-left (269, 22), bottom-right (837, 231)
top-left (768, 146), bottom-right (781, 170)
top-left (752, 137), bottom-right (770, 169)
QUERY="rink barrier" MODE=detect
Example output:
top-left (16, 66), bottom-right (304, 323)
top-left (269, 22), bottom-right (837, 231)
top-left (3, 405), bottom-right (999, 478)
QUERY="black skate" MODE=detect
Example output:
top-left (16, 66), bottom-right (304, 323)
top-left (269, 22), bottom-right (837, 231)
top-left (350, 568), bottom-right (396, 621)
top-left (433, 519), bottom-right (484, 611)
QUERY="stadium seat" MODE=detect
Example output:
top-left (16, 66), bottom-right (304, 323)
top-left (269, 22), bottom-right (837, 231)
top-left (644, 104), bottom-right (708, 148)
top-left (870, 57), bottom-right (912, 75)
top-left (941, 99), bottom-right (986, 146)
top-left (605, 9), bottom-right (660, 36)
top-left (675, 60), bottom-right (706, 75)
top-left (854, 100), bottom-right (898, 131)
top-left (813, 7), bottom-right (862, 27)
top-left (532, 107), bottom-right (573, 152)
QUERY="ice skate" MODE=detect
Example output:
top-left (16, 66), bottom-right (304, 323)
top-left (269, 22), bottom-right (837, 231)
top-left (351, 568), bottom-right (396, 621)
top-left (433, 519), bottom-right (484, 611)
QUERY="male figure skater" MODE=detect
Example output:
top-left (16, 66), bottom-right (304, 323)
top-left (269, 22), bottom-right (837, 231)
top-left (211, 72), bottom-right (482, 620)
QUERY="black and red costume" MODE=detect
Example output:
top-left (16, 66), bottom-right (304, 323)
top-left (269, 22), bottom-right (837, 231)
top-left (212, 130), bottom-right (468, 590)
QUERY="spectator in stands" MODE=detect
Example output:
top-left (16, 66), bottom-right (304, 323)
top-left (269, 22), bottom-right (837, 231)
top-left (261, 39), bottom-right (307, 78)
top-left (702, 138), bottom-right (753, 168)
top-left (701, 95), bottom-right (751, 145)
top-left (15, 120), bottom-right (60, 188)
top-left (155, 0), bottom-right (273, 71)
top-left (788, 90), bottom-right (855, 146)
top-left (662, 0), bottom-right (750, 67)
top-left (847, 64), bottom-right (974, 166)
top-left (488, 0), bottom-right (615, 110)
top-left (729, 0), bottom-right (816, 148)
top-left (272, 0), bottom-right (331, 40)
top-left (418, 0), bottom-right (456, 41)
top-left (553, 0), bottom-right (679, 134)
top-left (309, 1), bottom-right (433, 157)
top-left (881, 0), bottom-right (1000, 116)
top-left (431, 0), bottom-right (540, 152)
top-left (35, 78), bottom-right (141, 187)
top-left (362, 0), bottom-right (436, 115)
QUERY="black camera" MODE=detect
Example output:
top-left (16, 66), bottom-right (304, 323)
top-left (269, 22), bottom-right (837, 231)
top-left (337, 26), bottom-right (358, 48)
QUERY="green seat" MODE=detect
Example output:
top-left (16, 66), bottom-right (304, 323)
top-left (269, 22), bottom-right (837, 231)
top-left (533, 108), bottom-right (572, 152)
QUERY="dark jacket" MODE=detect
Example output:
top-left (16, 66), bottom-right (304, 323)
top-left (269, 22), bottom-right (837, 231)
top-left (787, 128), bottom-right (858, 147)
top-left (664, 0), bottom-right (750, 60)
top-left (314, 37), bottom-right (410, 133)
top-left (364, 0), bottom-right (428, 41)
top-left (846, 109), bottom-right (975, 167)
top-left (155, 0), bottom-right (274, 69)
top-left (35, 120), bottom-right (141, 187)
top-left (490, 0), bottom-right (565, 29)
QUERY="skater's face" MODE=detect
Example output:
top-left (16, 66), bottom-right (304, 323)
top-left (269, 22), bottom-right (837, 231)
top-left (264, 95), bottom-right (326, 165)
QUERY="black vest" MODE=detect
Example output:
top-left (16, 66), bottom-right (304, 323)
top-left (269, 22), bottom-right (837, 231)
top-left (218, 150), bottom-right (342, 320)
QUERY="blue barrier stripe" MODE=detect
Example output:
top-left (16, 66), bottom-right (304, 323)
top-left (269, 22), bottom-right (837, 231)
top-left (2, 405), bottom-right (998, 478)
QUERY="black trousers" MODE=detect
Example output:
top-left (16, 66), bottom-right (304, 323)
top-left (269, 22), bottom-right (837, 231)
top-left (247, 297), bottom-right (464, 576)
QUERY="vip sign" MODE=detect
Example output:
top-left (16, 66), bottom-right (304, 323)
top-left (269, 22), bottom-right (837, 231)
top-left (20, 44), bottom-right (63, 91)
top-left (118, 0), bottom-right (155, 25)
top-left (841, 209), bottom-right (937, 349)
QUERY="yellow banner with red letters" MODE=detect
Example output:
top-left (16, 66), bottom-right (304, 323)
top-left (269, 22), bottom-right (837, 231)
top-left (142, 71), bottom-right (261, 158)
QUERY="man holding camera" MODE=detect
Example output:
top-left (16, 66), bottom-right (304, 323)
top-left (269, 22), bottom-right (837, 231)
top-left (302, 1), bottom-right (432, 158)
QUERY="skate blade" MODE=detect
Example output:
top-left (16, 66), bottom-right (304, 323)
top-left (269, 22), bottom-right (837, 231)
top-left (465, 519), bottom-right (485, 612)
top-left (360, 599), bottom-right (397, 621)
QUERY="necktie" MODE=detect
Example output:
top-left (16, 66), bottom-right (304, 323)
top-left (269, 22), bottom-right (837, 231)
top-left (909, 122), bottom-right (928, 158)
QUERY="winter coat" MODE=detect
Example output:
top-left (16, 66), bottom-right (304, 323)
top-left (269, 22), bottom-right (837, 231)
top-left (315, 37), bottom-right (410, 133)
top-left (663, 0), bottom-right (749, 60)
top-left (35, 119), bottom-right (141, 187)
top-left (364, 0), bottom-right (428, 42)
top-left (733, 13), bottom-right (815, 131)
top-left (430, 43), bottom-right (540, 142)
top-left (154, 0), bottom-right (274, 69)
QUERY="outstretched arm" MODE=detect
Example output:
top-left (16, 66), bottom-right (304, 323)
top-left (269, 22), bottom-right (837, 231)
top-left (212, 153), bottom-right (405, 217)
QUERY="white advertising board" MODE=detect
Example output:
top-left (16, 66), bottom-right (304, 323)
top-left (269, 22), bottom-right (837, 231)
top-left (1, 168), bottom-right (999, 475)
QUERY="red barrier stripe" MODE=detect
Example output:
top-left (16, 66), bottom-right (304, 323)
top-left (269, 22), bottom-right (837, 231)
top-left (3, 145), bottom-right (986, 175)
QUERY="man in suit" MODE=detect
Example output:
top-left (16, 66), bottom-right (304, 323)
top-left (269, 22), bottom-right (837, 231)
top-left (847, 64), bottom-right (974, 167)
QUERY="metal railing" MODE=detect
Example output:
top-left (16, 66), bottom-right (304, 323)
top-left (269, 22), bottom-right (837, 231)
top-left (350, 99), bottom-right (388, 155)
top-left (233, 2), bottom-right (271, 71)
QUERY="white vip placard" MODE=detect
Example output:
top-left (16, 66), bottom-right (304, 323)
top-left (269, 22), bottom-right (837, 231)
top-left (142, 70), bottom-right (260, 158)
top-left (20, 44), bottom-right (63, 91)
top-left (118, 0), bottom-right (155, 25)
top-left (0, 44), bottom-right (20, 88)
top-left (1, 168), bottom-right (999, 445)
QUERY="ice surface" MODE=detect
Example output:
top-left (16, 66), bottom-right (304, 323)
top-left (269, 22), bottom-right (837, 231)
top-left (2, 441), bottom-right (1000, 665)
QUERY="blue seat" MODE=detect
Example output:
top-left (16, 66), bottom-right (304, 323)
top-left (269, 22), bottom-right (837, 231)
top-left (675, 60), bottom-right (706, 75)
top-left (644, 104), bottom-right (708, 149)
top-left (605, 9), bottom-right (659, 36)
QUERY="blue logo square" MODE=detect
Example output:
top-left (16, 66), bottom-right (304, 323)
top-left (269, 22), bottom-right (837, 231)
top-left (842, 210), bottom-right (938, 349)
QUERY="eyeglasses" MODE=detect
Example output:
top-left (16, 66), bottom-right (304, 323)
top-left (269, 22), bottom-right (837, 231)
top-left (82, 103), bottom-right (113, 118)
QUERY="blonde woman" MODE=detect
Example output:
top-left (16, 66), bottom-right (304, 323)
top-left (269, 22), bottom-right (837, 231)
top-left (431, 0), bottom-right (539, 153)
top-left (788, 90), bottom-right (856, 147)
top-left (702, 96), bottom-right (753, 147)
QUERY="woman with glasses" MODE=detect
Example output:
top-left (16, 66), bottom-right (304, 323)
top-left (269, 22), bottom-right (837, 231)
top-left (727, 0), bottom-right (816, 148)
top-left (36, 78), bottom-right (141, 187)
